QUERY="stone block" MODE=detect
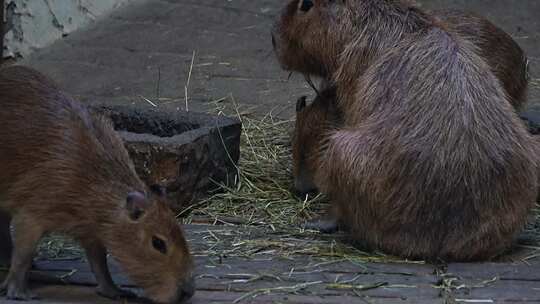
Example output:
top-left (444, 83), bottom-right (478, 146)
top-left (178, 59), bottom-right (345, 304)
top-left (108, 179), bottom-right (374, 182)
top-left (92, 103), bottom-right (241, 212)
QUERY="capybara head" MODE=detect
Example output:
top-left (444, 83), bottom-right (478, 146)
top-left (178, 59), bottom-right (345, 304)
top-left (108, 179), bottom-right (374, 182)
top-left (272, 0), bottom-right (357, 77)
top-left (292, 87), bottom-right (340, 198)
top-left (272, 0), bottom-right (427, 77)
top-left (106, 185), bottom-right (194, 303)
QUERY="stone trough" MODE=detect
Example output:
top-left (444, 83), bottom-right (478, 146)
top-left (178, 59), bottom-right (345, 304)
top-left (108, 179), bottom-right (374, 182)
top-left (91, 103), bottom-right (241, 212)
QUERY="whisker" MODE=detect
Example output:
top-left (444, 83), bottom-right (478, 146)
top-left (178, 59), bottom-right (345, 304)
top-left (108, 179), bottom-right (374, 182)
top-left (304, 74), bottom-right (320, 96)
top-left (288, 72), bottom-right (294, 80)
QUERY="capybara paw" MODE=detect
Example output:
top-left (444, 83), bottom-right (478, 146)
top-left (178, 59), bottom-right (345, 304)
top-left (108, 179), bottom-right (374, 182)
top-left (4, 285), bottom-right (38, 301)
top-left (97, 286), bottom-right (138, 300)
top-left (304, 217), bottom-right (340, 234)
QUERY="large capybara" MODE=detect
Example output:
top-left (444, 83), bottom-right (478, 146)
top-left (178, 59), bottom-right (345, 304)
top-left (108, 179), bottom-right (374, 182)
top-left (290, 6), bottom-right (531, 197)
top-left (274, 0), bottom-right (538, 261)
top-left (0, 65), bottom-right (195, 303)
top-left (292, 8), bottom-right (529, 197)
top-left (431, 9), bottom-right (529, 110)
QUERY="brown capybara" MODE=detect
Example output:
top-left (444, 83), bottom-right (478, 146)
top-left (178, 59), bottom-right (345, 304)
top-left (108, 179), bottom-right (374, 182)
top-left (291, 9), bottom-right (529, 197)
top-left (0, 65), bottom-right (195, 303)
top-left (292, 87), bottom-right (343, 233)
top-left (431, 9), bottom-right (529, 110)
top-left (274, 0), bottom-right (538, 261)
top-left (292, 84), bottom-right (339, 197)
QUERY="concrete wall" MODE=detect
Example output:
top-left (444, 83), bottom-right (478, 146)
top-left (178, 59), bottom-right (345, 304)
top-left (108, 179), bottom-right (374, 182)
top-left (3, 0), bottom-right (132, 58)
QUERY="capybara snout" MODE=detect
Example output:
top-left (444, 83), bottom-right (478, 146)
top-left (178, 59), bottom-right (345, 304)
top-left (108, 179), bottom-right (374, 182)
top-left (173, 276), bottom-right (196, 304)
top-left (110, 186), bottom-right (195, 303)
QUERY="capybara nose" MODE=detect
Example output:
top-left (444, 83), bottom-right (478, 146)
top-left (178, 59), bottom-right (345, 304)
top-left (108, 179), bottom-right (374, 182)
top-left (294, 180), bottom-right (319, 199)
top-left (295, 188), bottom-right (320, 200)
top-left (175, 276), bottom-right (195, 303)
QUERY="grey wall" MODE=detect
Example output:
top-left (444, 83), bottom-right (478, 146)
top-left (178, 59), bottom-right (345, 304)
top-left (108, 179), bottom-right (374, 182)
top-left (3, 0), bottom-right (132, 58)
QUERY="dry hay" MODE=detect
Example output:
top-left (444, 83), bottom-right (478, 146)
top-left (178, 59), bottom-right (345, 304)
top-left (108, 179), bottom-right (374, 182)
top-left (531, 78), bottom-right (540, 89)
top-left (182, 99), bottom-right (540, 262)
top-left (35, 99), bottom-right (540, 263)
top-left (184, 104), bottom-right (325, 230)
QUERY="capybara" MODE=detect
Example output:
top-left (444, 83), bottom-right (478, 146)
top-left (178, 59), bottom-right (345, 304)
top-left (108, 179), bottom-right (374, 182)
top-left (431, 9), bottom-right (529, 110)
top-left (292, 84), bottom-right (339, 197)
top-left (291, 8), bottom-right (530, 196)
top-left (289, 7), bottom-right (530, 196)
top-left (274, 0), bottom-right (538, 261)
top-left (0, 65), bottom-right (195, 303)
top-left (292, 87), bottom-right (344, 233)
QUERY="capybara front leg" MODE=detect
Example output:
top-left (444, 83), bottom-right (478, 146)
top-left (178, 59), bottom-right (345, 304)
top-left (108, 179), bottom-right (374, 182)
top-left (81, 239), bottom-right (137, 300)
top-left (0, 214), bottom-right (41, 300)
top-left (304, 204), bottom-right (342, 233)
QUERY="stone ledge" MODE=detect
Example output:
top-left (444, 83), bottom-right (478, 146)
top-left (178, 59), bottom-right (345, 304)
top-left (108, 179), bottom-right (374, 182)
top-left (91, 103), bottom-right (241, 212)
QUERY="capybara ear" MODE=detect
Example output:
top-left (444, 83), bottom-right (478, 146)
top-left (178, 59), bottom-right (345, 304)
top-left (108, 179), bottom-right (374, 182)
top-left (296, 96), bottom-right (307, 113)
top-left (149, 184), bottom-right (167, 198)
top-left (125, 191), bottom-right (151, 221)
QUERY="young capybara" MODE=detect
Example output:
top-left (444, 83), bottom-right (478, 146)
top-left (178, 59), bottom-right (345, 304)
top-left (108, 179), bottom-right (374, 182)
top-left (0, 65), bottom-right (195, 303)
top-left (292, 84), bottom-right (340, 197)
top-left (274, 0), bottom-right (538, 261)
top-left (292, 87), bottom-right (344, 233)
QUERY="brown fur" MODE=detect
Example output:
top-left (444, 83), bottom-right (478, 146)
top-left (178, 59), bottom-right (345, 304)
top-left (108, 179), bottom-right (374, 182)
top-left (292, 9), bottom-right (529, 196)
top-left (275, 0), bottom-right (538, 261)
top-left (0, 65), bottom-right (194, 303)
top-left (292, 85), bottom-right (340, 196)
top-left (431, 9), bottom-right (529, 110)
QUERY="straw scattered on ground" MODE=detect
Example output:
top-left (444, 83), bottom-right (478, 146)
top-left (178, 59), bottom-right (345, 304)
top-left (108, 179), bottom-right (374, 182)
top-left (531, 78), bottom-right (540, 89)
top-left (181, 98), bottom-right (540, 262)
top-left (184, 100), bottom-right (327, 231)
top-left (37, 235), bottom-right (84, 261)
top-left (36, 97), bottom-right (540, 263)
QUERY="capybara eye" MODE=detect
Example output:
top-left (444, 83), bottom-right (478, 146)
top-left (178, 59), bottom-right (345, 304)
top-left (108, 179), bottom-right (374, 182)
top-left (149, 184), bottom-right (166, 197)
top-left (152, 236), bottom-right (168, 255)
top-left (296, 96), bottom-right (307, 112)
top-left (299, 0), bottom-right (314, 12)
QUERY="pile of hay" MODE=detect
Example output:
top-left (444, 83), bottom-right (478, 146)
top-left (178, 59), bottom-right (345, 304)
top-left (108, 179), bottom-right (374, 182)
top-left (184, 108), bottom-right (326, 230)
top-left (36, 100), bottom-right (540, 262)
top-left (184, 100), bottom-right (540, 260)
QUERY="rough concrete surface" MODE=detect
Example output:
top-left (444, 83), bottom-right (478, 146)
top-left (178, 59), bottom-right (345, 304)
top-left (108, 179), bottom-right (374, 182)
top-left (4, 0), bottom-right (132, 58)
top-left (93, 103), bottom-right (241, 211)
top-left (19, 0), bottom-right (540, 119)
